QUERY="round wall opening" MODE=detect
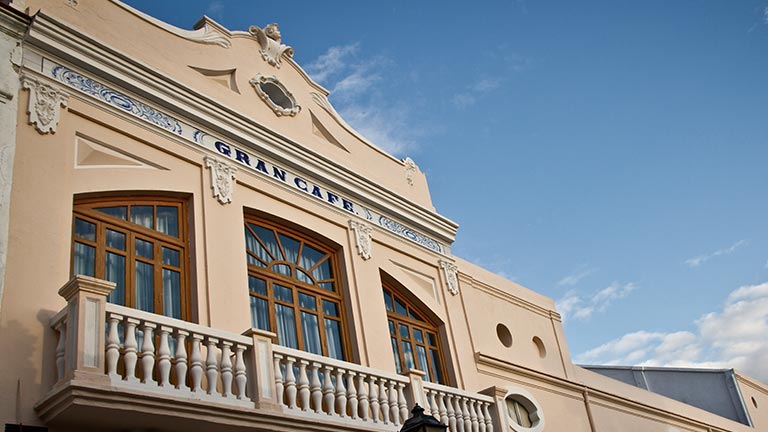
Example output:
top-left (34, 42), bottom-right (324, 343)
top-left (532, 336), bottom-right (546, 358)
top-left (496, 323), bottom-right (513, 348)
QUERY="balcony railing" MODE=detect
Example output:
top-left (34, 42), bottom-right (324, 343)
top-left (40, 276), bottom-right (498, 432)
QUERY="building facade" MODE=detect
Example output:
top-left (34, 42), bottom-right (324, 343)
top-left (0, 1), bottom-right (766, 431)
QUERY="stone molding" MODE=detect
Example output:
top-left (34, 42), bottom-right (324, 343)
top-left (250, 74), bottom-right (300, 117)
top-left (440, 259), bottom-right (459, 296)
top-left (21, 75), bottom-right (68, 134)
top-left (349, 219), bottom-right (373, 260)
top-left (204, 155), bottom-right (237, 205)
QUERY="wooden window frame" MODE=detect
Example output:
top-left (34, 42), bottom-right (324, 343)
top-left (245, 216), bottom-right (351, 361)
top-left (71, 196), bottom-right (191, 320)
top-left (384, 283), bottom-right (449, 385)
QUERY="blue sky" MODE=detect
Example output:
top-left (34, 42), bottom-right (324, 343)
top-left (123, 0), bottom-right (768, 382)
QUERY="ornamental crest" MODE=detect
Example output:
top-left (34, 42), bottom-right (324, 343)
top-left (205, 156), bottom-right (237, 205)
top-left (21, 75), bottom-right (69, 134)
top-left (440, 260), bottom-right (459, 296)
top-left (403, 157), bottom-right (418, 186)
top-left (349, 220), bottom-right (373, 260)
top-left (248, 23), bottom-right (294, 68)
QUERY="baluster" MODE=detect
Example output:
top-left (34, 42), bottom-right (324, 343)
top-left (335, 368), bottom-right (348, 417)
top-left (397, 382), bottom-right (409, 425)
top-left (389, 380), bottom-right (399, 425)
top-left (273, 354), bottom-right (284, 405)
top-left (234, 344), bottom-right (247, 399)
top-left (469, 399), bottom-right (479, 432)
top-left (157, 326), bottom-right (172, 387)
top-left (482, 402), bottom-right (494, 432)
top-left (140, 322), bottom-right (157, 385)
top-left (309, 362), bottom-right (322, 413)
top-left (462, 398), bottom-right (472, 432)
top-left (379, 378), bottom-right (390, 424)
top-left (220, 341), bottom-right (233, 397)
top-left (174, 330), bottom-right (189, 390)
top-left (322, 365), bottom-right (335, 415)
top-left (123, 318), bottom-right (139, 383)
top-left (54, 321), bottom-right (67, 382)
top-left (437, 392), bottom-right (449, 426)
top-left (446, 394), bottom-right (457, 432)
top-left (284, 357), bottom-right (297, 409)
top-left (357, 373), bottom-right (370, 421)
top-left (189, 333), bottom-right (204, 392)
top-left (105, 314), bottom-right (121, 379)
top-left (368, 375), bottom-right (380, 423)
top-left (347, 371), bottom-right (358, 419)
top-left (476, 400), bottom-right (485, 432)
top-left (297, 360), bottom-right (310, 411)
top-left (428, 389), bottom-right (439, 417)
top-left (453, 396), bottom-right (464, 432)
top-left (205, 337), bottom-right (220, 395)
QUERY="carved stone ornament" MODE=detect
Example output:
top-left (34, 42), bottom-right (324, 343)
top-left (349, 220), bottom-right (373, 261)
top-left (21, 75), bottom-right (69, 134)
top-left (403, 157), bottom-right (418, 186)
top-left (204, 155), bottom-right (237, 205)
top-left (248, 23), bottom-right (294, 68)
top-left (250, 74), bottom-right (301, 117)
top-left (440, 260), bottom-right (460, 296)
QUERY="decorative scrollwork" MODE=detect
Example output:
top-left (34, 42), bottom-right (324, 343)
top-left (378, 215), bottom-right (442, 253)
top-left (349, 220), bottom-right (373, 260)
top-left (21, 75), bottom-right (69, 135)
top-left (403, 157), bottom-right (418, 186)
top-left (205, 155), bottom-right (237, 205)
top-left (250, 74), bottom-right (300, 117)
top-left (248, 23), bottom-right (294, 68)
top-left (440, 260), bottom-right (459, 296)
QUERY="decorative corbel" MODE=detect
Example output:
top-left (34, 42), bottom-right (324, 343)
top-left (204, 155), bottom-right (237, 205)
top-left (440, 260), bottom-right (459, 296)
top-left (349, 220), bottom-right (373, 260)
top-left (403, 157), bottom-right (418, 186)
top-left (21, 75), bottom-right (69, 134)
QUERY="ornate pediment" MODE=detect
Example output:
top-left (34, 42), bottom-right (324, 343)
top-left (248, 23), bottom-right (294, 68)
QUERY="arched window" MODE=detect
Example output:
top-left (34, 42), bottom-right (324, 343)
top-left (383, 283), bottom-right (448, 384)
top-left (245, 217), bottom-right (347, 360)
top-left (71, 197), bottom-right (189, 320)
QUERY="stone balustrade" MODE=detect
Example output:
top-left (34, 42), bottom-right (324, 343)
top-left (422, 381), bottom-right (495, 432)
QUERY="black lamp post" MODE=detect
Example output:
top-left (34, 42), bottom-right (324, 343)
top-left (400, 404), bottom-right (449, 432)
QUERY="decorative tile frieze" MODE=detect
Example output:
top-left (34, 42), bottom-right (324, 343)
top-left (403, 157), bottom-right (417, 186)
top-left (248, 23), bottom-right (294, 68)
top-left (205, 155), bottom-right (237, 205)
top-left (21, 75), bottom-right (69, 134)
top-left (440, 260), bottom-right (459, 296)
top-left (349, 220), bottom-right (373, 260)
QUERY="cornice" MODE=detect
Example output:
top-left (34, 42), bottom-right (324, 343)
top-left (23, 11), bottom-right (458, 248)
top-left (459, 273), bottom-right (554, 319)
top-left (0, 3), bottom-right (30, 35)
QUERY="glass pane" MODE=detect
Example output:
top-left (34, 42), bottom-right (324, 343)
top-left (299, 292), bottom-right (316, 310)
top-left (430, 349), bottom-right (444, 384)
top-left (318, 282), bottom-right (334, 291)
top-left (427, 333), bottom-right (437, 347)
top-left (383, 291), bottom-right (394, 312)
top-left (388, 320), bottom-right (395, 334)
top-left (322, 300), bottom-right (338, 317)
top-left (414, 329), bottom-right (424, 344)
top-left (106, 229), bottom-right (126, 250)
top-left (73, 242), bottom-right (95, 276)
top-left (399, 323), bottom-right (409, 339)
top-left (275, 304), bottom-right (298, 349)
top-left (250, 297), bottom-right (270, 330)
top-left (162, 269), bottom-right (181, 319)
top-left (156, 206), bottom-right (179, 237)
top-left (95, 206), bottom-right (127, 220)
top-left (245, 227), bottom-right (272, 263)
top-left (417, 346), bottom-right (431, 382)
top-left (295, 269), bottom-right (313, 284)
top-left (247, 254), bottom-right (266, 267)
top-left (74, 218), bottom-right (96, 241)
top-left (131, 205), bottom-right (154, 229)
top-left (325, 318), bottom-right (344, 360)
top-left (135, 238), bottom-right (154, 259)
top-left (391, 337), bottom-right (402, 373)
top-left (301, 311), bottom-right (322, 355)
top-left (251, 224), bottom-right (283, 261)
top-left (311, 259), bottom-right (332, 282)
top-left (278, 233), bottom-right (300, 264)
top-left (135, 261), bottom-right (154, 313)
top-left (395, 298), bottom-right (407, 316)
top-left (409, 310), bottom-right (423, 321)
top-left (273, 264), bottom-right (291, 277)
top-left (402, 341), bottom-right (415, 370)
top-left (248, 276), bottom-right (267, 295)
top-left (274, 284), bottom-right (293, 303)
top-left (299, 243), bottom-right (325, 271)
top-left (162, 247), bottom-right (180, 266)
top-left (105, 252), bottom-right (125, 306)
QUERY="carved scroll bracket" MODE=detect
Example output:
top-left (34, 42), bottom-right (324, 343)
top-left (403, 157), bottom-right (418, 186)
top-left (439, 260), bottom-right (459, 296)
top-left (204, 155), bottom-right (238, 205)
top-left (21, 75), bottom-right (69, 134)
top-left (349, 220), bottom-right (373, 261)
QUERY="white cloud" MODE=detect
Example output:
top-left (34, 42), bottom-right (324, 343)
top-left (575, 282), bottom-right (768, 383)
top-left (556, 282), bottom-right (637, 321)
top-left (305, 44), bottom-right (417, 156)
top-left (685, 239), bottom-right (748, 268)
top-left (451, 77), bottom-right (503, 109)
top-left (557, 268), bottom-right (594, 286)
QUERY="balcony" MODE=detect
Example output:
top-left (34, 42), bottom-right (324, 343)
top-left (35, 276), bottom-right (501, 432)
